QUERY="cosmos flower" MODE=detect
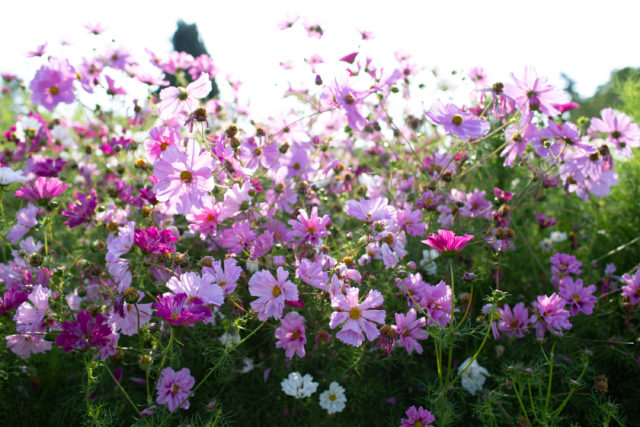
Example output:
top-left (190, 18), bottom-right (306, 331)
top-left (330, 287), bottom-right (385, 347)
top-left (422, 229), bottom-right (473, 255)
top-left (318, 381), bottom-right (347, 414)
top-left (156, 367), bottom-right (195, 412)
top-left (425, 100), bottom-right (490, 141)
top-left (281, 372), bottom-right (318, 398)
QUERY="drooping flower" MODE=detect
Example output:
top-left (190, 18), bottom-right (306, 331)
top-left (158, 73), bottom-right (211, 120)
top-left (14, 176), bottom-right (67, 202)
top-left (319, 381), bottom-right (347, 414)
top-left (248, 267), bottom-right (298, 321)
top-left (156, 367), bottom-right (195, 412)
top-left (391, 309), bottom-right (429, 355)
top-left (274, 311), bottom-right (306, 359)
top-left (422, 229), bottom-right (473, 255)
top-left (55, 311), bottom-right (114, 353)
top-left (425, 100), bottom-right (490, 141)
top-left (400, 405), bottom-right (436, 427)
top-left (329, 287), bottom-right (385, 347)
top-left (153, 139), bottom-right (215, 215)
top-left (29, 58), bottom-right (76, 111)
top-left (281, 372), bottom-right (318, 398)
top-left (458, 357), bottom-right (490, 395)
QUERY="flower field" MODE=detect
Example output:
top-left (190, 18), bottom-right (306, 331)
top-left (1, 19), bottom-right (640, 426)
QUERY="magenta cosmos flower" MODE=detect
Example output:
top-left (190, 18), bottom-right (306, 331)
top-left (274, 311), bottom-right (307, 359)
top-left (14, 176), bottom-right (67, 203)
top-left (330, 287), bottom-right (385, 347)
top-left (559, 277), bottom-right (597, 316)
top-left (497, 302), bottom-right (530, 338)
top-left (55, 311), bottom-right (113, 353)
top-left (153, 139), bottom-right (214, 215)
top-left (158, 72), bottom-right (211, 120)
top-left (425, 100), bottom-right (490, 141)
top-left (422, 229), bottom-right (473, 255)
top-left (29, 57), bottom-right (76, 111)
top-left (530, 293), bottom-right (572, 340)
top-left (156, 367), bottom-right (195, 412)
top-left (153, 293), bottom-right (212, 326)
top-left (400, 405), bottom-right (436, 427)
top-left (248, 267), bottom-right (298, 321)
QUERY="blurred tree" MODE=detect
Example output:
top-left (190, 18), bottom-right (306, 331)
top-left (565, 67), bottom-right (640, 120)
top-left (168, 20), bottom-right (219, 98)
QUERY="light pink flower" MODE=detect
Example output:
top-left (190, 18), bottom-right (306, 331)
top-left (392, 309), bottom-right (428, 355)
top-left (275, 311), bottom-right (306, 359)
top-left (156, 367), bottom-right (195, 412)
top-left (329, 287), bottom-right (385, 346)
top-left (166, 272), bottom-right (223, 307)
top-left (158, 73), bottom-right (211, 120)
top-left (249, 267), bottom-right (298, 321)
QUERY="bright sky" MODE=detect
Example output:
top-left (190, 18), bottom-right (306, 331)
top-left (2, 0), bottom-right (639, 120)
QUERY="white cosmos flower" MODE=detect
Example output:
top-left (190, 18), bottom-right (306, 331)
top-left (458, 357), bottom-right (489, 395)
top-left (0, 167), bottom-right (27, 185)
top-left (319, 381), bottom-right (347, 414)
top-left (550, 231), bottom-right (568, 243)
top-left (281, 372), bottom-right (318, 399)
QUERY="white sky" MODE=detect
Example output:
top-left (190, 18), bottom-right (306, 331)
top-left (2, 0), bottom-right (639, 120)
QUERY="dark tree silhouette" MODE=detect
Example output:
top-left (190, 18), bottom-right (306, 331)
top-left (169, 20), bottom-right (219, 98)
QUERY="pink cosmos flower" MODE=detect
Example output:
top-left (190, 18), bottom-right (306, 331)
top-left (400, 405), bottom-right (436, 427)
top-left (425, 100), bottom-right (490, 141)
top-left (420, 280), bottom-right (454, 327)
top-left (530, 293), bottom-right (572, 340)
top-left (153, 140), bottom-right (214, 215)
top-left (202, 257), bottom-right (242, 297)
top-left (26, 42), bottom-right (47, 58)
top-left (7, 333), bottom-right (52, 358)
top-left (504, 66), bottom-right (568, 120)
top-left (295, 259), bottom-right (329, 291)
top-left (158, 72), bottom-right (211, 120)
top-left (7, 204), bottom-right (39, 244)
top-left (29, 58), bottom-right (76, 111)
top-left (288, 207), bottom-right (331, 245)
top-left (589, 107), bottom-right (640, 156)
top-left (559, 277), bottom-right (597, 316)
top-left (153, 293), bottom-right (212, 326)
top-left (186, 195), bottom-right (223, 239)
top-left (109, 298), bottom-right (153, 336)
top-left (332, 79), bottom-right (369, 131)
top-left (329, 287), bottom-right (385, 347)
top-left (248, 267), bottom-right (298, 321)
top-left (422, 229), bottom-right (473, 255)
top-left (396, 205), bottom-right (427, 237)
top-left (144, 126), bottom-right (181, 164)
top-left (621, 269), bottom-right (640, 305)
top-left (497, 302), bottom-right (530, 338)
top-left (345, 197), bottom-right (395, 224)
top-left (14, 285), bottom-right (52, 333)
top-left (392, 309), bottom-right (428, 355)
top-left (156, 367), bottom-right (195, 412)
top-left (166, 272), bottom-right (223, 307)
top-left (14, 176), bottom-right (67, 202)
top-left (61, 189), bottom-right (97, 228)
top-left (275, 311), bottom-right (307, 359)
top-left (0, 289), bottom-right (29, 314)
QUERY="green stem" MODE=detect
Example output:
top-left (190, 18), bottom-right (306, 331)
top-left (512, 379), bottom-right (530, 423)
top-left (159, 326), bottom-right (175, 371)
top-left (445, 259), bottom-right (455, 383)
top-left (528, 377), bottom-right (541, 425)
top-left (543, 342), bottom-right (557, 420)
top-left (175, 322), bottom-right (265, 412)
top-left (103, 362), bottom-right (141, 416)
top-left (552, 360), bottom-right (589, 417)
top-left (451, 305), bottom-right (494, 386)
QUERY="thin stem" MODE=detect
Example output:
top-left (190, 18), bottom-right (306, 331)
top-left (543, 342), bottom-right (557, 420)
top-left (552, 360), bottom-right (589, 417)
top-left (175, 322), bottom-right (265, 412)
top-left (528, 376), bottom-right (541, 425)
top-left (104, 362), bottom-right (141, 416)
top-left (451, 306), bottom-right (495, 386)
top-left (445, 259), bottom-right (455, 383)
top-left (512, 379), bottom-right (530, 423)
top-left (454, 285), bottom-right (473, 332)
top-left (159, 326), bottom-right (175, 371)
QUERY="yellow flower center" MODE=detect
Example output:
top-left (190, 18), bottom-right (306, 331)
top-left (50, 86), bottom-right (59, 95)
top-left (291, 331), bottom-right (300, 340)
top-left (160, 142), bottom-right (169, 151)
top-left (329, 394), bottom-right (336, 401)
top-left (451, 114), bottom-right (463, 125)
top-left (172, 313), bottom-right (180, 321)
top-left (272, 285), bottom-right (282, 297)
top-left (349, 307), bottom-right (361, 320)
